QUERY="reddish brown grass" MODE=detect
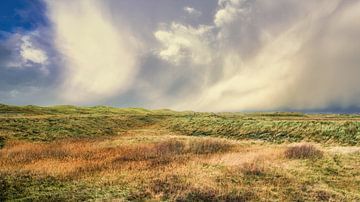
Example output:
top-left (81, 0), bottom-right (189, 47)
top-left (0, 138), bottom-right (232, 178)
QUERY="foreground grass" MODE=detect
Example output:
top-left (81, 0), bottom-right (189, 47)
top-left (1, 136), bottom-right (359, 201)
top-left (0, 104), bottom-right (359, 201)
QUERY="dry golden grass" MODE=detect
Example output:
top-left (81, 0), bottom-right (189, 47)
top-left (206, 145), bottom-right (283, 167)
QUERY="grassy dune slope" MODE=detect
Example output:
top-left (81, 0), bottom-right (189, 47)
top-left (167, 115), bottom-right (360, 145)
top-left (0, 104), bottom-right (359, 201)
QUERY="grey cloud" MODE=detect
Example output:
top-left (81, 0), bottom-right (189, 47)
top-left (0, 44), bottom-right (12, 66)
top-left (284, 1), bottom-right (360, 110)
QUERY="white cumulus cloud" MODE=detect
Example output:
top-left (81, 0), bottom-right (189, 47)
top-left (20, 35), bottom-right (48, 66)
top-left (154, 23), bottom-right (213, 65)
top-left (184, 7), bottom-right (202, 17)
top-left (3, 33), bottom-right (49, 74)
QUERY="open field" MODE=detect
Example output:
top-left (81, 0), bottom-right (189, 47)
top-left (0, 104), bottom-right (359, 201)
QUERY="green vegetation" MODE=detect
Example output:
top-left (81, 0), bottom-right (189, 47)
top-left (0, 115), bottom-right (161, 141)
top-left (0, 172), bottom-right (130, 201)
top-left (0, 104), bottom-right (359, 201)
top-left (167, 115), bottom-right (360, 145)
top-left (0, 104), bottom-right (152, 115)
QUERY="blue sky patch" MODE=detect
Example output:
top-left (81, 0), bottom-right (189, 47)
top-left (0, 0), bottom-right (47, 36)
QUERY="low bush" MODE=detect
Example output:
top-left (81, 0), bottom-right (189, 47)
top-left (0, 136), bottom-right (5, 149)
top-left (188, 139), bottom-right (232, 154)
top-left (115, 140), bottom-right (186, 163)
top-left (151, 174), bottom-right (189, 199)
top-left (115, 139), bottom-right (231, 164)
top-left (285, 144), bottom-right (323, 159)
top-left (156, 140), bottom-right (186, 155)
top-left (177, 188), bottom-right (257, 202)
top-left (240, 161), bottom-right (267, 176)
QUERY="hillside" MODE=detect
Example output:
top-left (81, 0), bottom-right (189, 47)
top-left (1, 104), bottom-right (359, 145)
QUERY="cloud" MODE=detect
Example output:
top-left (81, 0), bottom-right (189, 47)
top-left (154, 23), bottom-right (213, 65)
top-left (214, 0), bottom-right (246, 27)
top-left (285, 0), bottom-right (360, 110)
top-left (184, 7), bottom-right (202, 17)
top-left (45, 0), bottom-right (141, 104)
top-left (0, 31), bottom-right (50, 75)
top-left (19, 35), bottom-right (48, 66)
top-left (153, 0), bottom-right (360, 112)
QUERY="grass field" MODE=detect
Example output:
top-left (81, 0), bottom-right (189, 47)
top-left (0, 104), bottom-right (359, 201)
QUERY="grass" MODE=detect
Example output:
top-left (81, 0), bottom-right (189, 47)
top-left (0, 104), bottom-right (359, 201)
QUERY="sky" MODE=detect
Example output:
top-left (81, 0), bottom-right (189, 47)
top-left (0, 0), bottom-right (360, 112)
